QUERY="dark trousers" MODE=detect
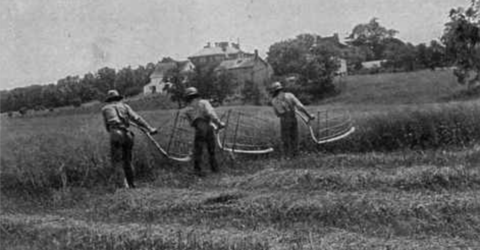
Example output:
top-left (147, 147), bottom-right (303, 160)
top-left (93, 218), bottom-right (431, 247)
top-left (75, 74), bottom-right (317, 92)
top-left (110, 128), bottom-right (135, 188)
top-left (193, 120), bottom-right (219, 173)
top-left (280, 112), bottom-right (299, 157)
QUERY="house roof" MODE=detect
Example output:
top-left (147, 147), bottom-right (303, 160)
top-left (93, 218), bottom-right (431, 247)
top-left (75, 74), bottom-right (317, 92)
top-left (189, 46), bottom-right (243, 58)
top-left (216, 57), bottom-right (259, 70)
top-left (150, 60), bottom-right (193, 79)
top-left (150, 62), bottom-right (177, 78)
top-left (319, 37), bottom-right (348, 49)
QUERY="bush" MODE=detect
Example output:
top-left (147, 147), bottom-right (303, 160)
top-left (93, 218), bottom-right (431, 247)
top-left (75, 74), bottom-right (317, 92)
top-left (71, 98), bottom-right (82, 108)
top-left (18, 107), bottom-right (28, 116)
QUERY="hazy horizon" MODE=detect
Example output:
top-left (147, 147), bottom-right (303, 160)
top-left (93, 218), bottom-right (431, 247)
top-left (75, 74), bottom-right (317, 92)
top-left (0, 0), bottom-right (469, 90)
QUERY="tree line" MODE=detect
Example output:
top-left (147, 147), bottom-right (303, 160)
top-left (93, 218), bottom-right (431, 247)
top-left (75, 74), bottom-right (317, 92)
top-left (0, 64), bottom-right (156, 113)
top-left (1, 0), bottom-right (478, 114)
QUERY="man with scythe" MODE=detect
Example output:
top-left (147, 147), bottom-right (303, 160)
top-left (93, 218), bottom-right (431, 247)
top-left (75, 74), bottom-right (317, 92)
top-left (182, 87), bottom-right (225, 177)
top-left (101, 90), bottom-right (157, 188)
top-left (270, 82), bottom-right (315, 158)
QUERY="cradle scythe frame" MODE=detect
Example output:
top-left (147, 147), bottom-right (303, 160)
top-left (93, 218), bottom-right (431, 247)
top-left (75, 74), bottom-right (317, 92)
top-left (296, 110), bottom-right (356, 145)
top-left (143, 131), bottom-right (192, 162)
top-left (215, 110), bottom-right (274, 155)
top-left (131, 112), bottom-right (192, 163)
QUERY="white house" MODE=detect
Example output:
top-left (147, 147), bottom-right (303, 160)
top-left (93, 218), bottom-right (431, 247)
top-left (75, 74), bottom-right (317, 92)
top-left (336, 58), bottom-right (348, 76)
top-left (143, 80), bottom-right (166, 95)
top-left (361, 59), bottom-right (387, 69)
top-left (143, 60), bottom-right (195, 95)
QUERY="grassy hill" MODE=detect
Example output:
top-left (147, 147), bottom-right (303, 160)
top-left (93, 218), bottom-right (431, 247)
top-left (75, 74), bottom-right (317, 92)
top-left (14, 69), bottom-right (469, 119)
top-left (327, 69), bottom-right (463, 106)
top-left (1, 70), bottom-right (480, 249)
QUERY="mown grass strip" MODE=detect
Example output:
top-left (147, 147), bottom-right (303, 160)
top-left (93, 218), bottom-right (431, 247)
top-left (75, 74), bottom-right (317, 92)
top-left (67, 188), bottom-right (480, 239)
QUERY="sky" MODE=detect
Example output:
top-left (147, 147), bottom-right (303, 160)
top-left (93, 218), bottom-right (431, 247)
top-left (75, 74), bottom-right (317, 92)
top-left (0, 0), bottom-right (469, 90)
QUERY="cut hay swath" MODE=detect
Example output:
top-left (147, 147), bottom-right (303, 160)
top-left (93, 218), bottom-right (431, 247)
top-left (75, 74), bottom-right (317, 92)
top-left (134, 111), bottom-right (193, 162)
top-left (216, 110), bottom-right (274, 154)
top-left (296, 109), bottom-right (355, 144)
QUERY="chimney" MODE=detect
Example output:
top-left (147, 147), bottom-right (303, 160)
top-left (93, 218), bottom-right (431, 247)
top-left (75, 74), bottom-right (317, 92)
top-left (204, 42), bottom-right (211, 48)
top-left (219, 42), bottom-right (228, 52)
top-left (254, 49), bottom-right (258, 60)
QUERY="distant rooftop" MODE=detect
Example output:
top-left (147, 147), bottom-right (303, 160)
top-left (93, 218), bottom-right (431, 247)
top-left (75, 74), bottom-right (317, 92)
top-left (317, 33), bottom-right (349, 48)
top-left (189, 42), bottom-right (244, 58)
top-left (150, 60), bottom-right (191, 79)
top-left (216, 57), bottom-right (257, 70)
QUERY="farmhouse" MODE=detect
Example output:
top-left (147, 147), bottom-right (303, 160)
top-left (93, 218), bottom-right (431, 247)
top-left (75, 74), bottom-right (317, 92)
top-left (215, 50), bottom-right (273, 93)
top-left (143, 60), bottom-right (194, 95)
top-left (335, 58), bottom-right (348, 76)
top-left (361, 59), bottom-right (387, 69)
top-left (189, 41), bottom-right (273, 94)
top-left (188, 42), bottom-right (253, 68)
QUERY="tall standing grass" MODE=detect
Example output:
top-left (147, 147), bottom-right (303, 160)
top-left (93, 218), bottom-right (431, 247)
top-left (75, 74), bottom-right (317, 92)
top-left (1, 102), bottom-right (480, 193)
top-left (319, 102), bottom-right (480, 153)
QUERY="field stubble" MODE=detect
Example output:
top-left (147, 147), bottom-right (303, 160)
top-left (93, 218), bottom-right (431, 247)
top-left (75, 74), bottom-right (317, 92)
top-left (1, 100), bottom-right (480, 249)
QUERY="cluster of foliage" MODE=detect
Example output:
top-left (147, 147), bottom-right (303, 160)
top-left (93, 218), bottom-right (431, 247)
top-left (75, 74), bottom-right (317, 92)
top-left (163, 66), bottom-right (236, 107)
top-left (265, 18), bottom-right (458, 102)
top-left (347, 17), bottom-right (399, 61)
top-left (0, 64), bottom-right (156, 113)
top-left (442, 0), bottom-right (480, 90)
top-left (241, 80), bottom-right (266, 105)
top-left (267, 34), bottom-right (340, 103)
top-left (346, 18), bottom-right (451, 73)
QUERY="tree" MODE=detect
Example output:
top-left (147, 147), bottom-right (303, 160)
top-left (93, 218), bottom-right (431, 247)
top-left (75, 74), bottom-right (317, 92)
top-left (299, 44), bottom-right (339, 100)
top-left (95, 67), bottom-right (116, 95)
top-left (267, 38), bottom-right (308, 76)
top-left (428, 40), bottom-right (448, 69)
top-left (79, 73), bottom-right (102, 102)
top-left (71, 97), bottom-right (82, 108)
top-left (347, 18), bottom-right (398, 60)
top-left (190, 67), bottom-right (235, 105)
top-left (416, 43), bottom-right (430, 69)
top-left (241, 80), bottom-right (264, 105)
top-left (210, 70), bottom-right (236, 104)
top-left (382, 39), bottom-right (417, 71)
top-left (163, 67), bottom-right (188, 108)
top-left (442, 0), bottom-right (480, 90)
top-left (114, 67), bottom-right (135, 95)
top-left (267, 34), bottom-right (340, 101)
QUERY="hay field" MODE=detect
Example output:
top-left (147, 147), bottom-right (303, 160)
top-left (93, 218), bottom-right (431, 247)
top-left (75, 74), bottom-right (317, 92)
top-left (1, 70), bottom-right (480, 249)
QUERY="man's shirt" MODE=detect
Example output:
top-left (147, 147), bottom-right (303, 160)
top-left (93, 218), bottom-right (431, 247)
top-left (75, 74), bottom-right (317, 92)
top-left (183, 98), bottom-right (221, 126)
top-left (271, 92), bottom-right (305, 117)
top-left (102, 101), bottom-right (151, 131)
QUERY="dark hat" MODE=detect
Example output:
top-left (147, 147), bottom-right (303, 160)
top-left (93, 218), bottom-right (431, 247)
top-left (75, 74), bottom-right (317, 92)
top-left (184, 87), bottom-right (199, 97)
top-left (270, 82), bottom-right (284, 92)
top-left (105, 90), bottom-right (123, 102)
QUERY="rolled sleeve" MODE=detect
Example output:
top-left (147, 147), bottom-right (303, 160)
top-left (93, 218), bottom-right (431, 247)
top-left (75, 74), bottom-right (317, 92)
top-left (125, 104), bottom-right (153, 130)
top-left (287, 93), bottom-right (310, 118)
top-left (202, 100), bottom-right (221, 125)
